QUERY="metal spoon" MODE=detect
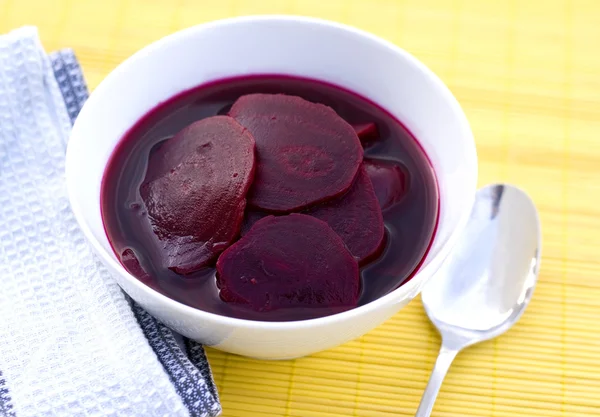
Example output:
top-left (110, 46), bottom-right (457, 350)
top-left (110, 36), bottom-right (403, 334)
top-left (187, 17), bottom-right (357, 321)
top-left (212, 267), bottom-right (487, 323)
top-left (416, 183), bottom-right (541, 417)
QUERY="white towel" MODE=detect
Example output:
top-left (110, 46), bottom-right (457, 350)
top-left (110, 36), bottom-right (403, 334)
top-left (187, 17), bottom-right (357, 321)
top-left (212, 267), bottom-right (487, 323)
top-left (0, 26), bottom-right (221, 417)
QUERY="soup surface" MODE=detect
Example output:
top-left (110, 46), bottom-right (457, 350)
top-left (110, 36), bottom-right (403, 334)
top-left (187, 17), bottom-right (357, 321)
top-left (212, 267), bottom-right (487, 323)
top-left (101, 75), bottom-right (439, 321)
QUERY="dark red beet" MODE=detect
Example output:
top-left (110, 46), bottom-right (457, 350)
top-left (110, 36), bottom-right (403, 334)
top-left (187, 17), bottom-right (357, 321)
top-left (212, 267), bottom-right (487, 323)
top-left (364, 158), bottom-right (408, 211)
top-left (240, 210), bottom-right (270, 236)
top-left (120, 249), bottom-right (152, 284)
top-left (352, 122), bottom-right (379, 143)
top-left (305, 166), bottom-right (385, 264)
top-left (216, 214), bottom-right (359, 311)
top-left (229, 94), bottom-right (363, 212)
top-left (140, 116), bottom-right (256, 274)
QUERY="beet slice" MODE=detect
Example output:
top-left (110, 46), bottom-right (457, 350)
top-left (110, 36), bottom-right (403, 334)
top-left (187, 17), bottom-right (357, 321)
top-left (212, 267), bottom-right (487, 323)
top-left (120, 249), bottom-right (152, 283)
top-left (140, 115), bottom-right (256, 274)
top-left (364, 158), bottom-right (408, 211)
top-left (240, 210), bottom-right (270, 236)
top-left (352, 122), bottom-right (379, 144)
top-left (229, 94), bottom-right (363, 212)
top-left (305, 166), bottom-right (385, 264)
top-left (216, 214), bottom-right (359, 311)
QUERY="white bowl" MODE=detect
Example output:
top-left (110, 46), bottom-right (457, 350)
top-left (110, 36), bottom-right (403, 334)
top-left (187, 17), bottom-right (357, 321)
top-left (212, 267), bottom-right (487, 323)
top-left (66, 15), bottom-right (477, 360)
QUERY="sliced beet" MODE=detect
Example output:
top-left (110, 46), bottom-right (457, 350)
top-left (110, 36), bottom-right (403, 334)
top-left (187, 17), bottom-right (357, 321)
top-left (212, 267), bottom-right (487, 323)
top-left (352, 122), bottom-right (379, 144)
top-left (121, 249), bottom-right (152, 282)
top-left (229, 94), bottom-right (363, 212)
top-left (305, 166), bottom-right (385, 264)
top-left (140, 115), bottom-right (256, 274)
top-left (240, 210), bottom-right (270, 236)
top-left (364, 158), bottom-right (408, 211)
top-left (216, 214), bottom-right (359, 311)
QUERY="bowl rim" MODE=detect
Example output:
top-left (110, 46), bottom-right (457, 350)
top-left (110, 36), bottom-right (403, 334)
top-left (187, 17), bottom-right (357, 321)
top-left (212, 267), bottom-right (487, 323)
top-left (67, 14), bottom-right (478, 330)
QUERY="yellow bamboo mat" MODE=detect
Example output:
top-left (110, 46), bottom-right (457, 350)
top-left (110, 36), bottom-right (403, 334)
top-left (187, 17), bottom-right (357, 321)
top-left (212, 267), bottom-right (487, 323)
top-left (2, 0), bottom-right (599, 415)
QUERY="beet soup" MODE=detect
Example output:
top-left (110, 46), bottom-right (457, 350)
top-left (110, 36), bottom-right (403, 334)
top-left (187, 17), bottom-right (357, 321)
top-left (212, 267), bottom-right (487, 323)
top-left (101, 75), bottom-right (439, 322)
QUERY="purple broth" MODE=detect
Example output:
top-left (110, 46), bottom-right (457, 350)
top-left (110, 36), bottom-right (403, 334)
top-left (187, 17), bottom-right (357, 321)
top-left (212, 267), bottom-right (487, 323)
top-left (101, 75), bottom-right (439, 322)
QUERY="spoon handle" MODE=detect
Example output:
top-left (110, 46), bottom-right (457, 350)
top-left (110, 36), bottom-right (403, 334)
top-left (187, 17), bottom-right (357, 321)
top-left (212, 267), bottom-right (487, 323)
top-left (415, 344), bottom-right (458, 417)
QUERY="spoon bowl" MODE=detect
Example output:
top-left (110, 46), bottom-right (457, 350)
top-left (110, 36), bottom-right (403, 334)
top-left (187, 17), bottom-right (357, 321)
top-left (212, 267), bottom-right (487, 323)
top-left (416, 183), bottom-right (541, 416)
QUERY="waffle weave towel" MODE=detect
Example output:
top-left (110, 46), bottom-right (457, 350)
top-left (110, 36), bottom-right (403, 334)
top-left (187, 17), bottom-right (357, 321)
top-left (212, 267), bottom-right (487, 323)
top-left (0, 26), bottom-right (221, 417)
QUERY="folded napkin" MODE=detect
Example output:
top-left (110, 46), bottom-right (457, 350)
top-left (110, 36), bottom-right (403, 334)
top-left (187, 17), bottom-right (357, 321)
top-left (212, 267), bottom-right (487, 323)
top-left (0, 27), bottom-right (220, 417)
